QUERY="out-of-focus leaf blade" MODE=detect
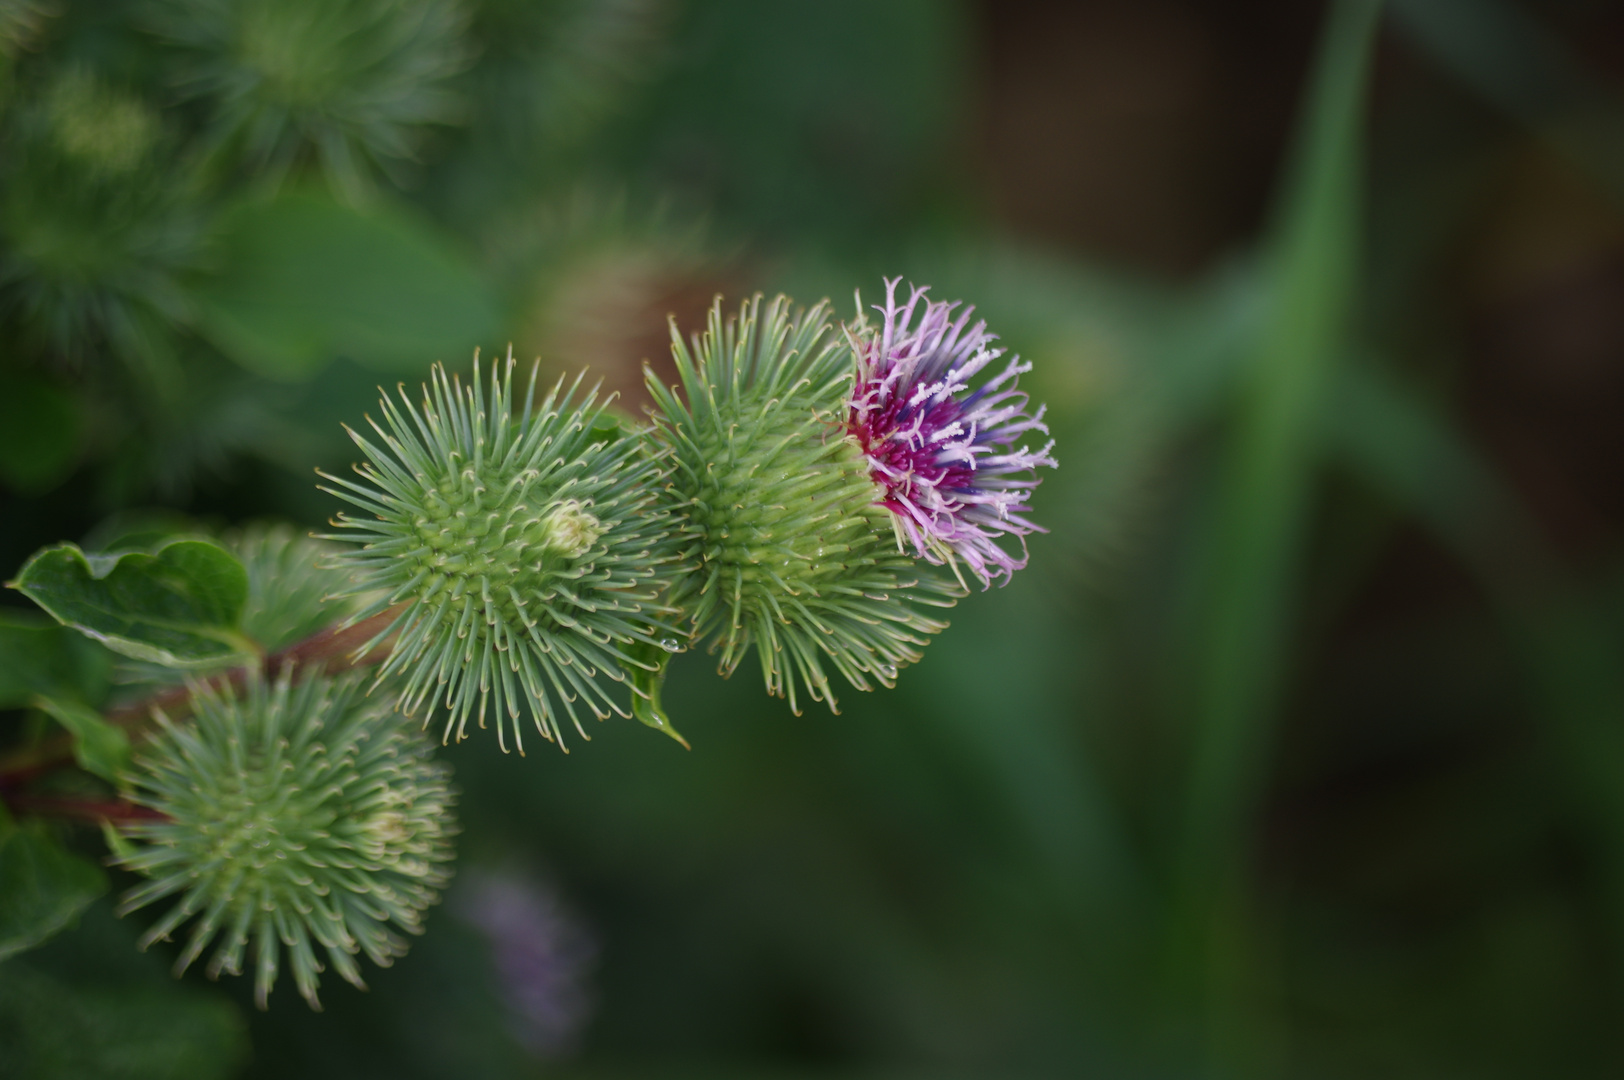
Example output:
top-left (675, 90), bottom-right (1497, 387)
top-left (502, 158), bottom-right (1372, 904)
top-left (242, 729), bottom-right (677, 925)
top-left (8, 539), bottom-right (251, 668)
top-left (33, 697), bottom-right (131, 784)
top-left (1330, 361), bottom-right (1624, 953)
top-left (1392, 0), bottom-right (1624, 203)
top-left (1328, 361), bottom-right (1549, 595)
top-left (0, 961), bottom-right (246, 1080)
top-left (0, 826), bottom-right (106, 963)
top-left (1172, 0), bottom-right (1381, 1063)
top-left (0, 612), bottom-right (112, 710)
top-left (192, 191), bottom-right (503, 380)
top-left (1181, 0), bottom-right (1381, 869)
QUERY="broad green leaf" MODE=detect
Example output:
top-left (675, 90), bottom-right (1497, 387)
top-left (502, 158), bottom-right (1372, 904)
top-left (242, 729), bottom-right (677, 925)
top-left (0, 373), bottom-right (80, 495)
top-left (192, 190), bottom-right (503, 380)
top-left (0, 611), bottom-right (112, 710)
top-left (0, 826), bottom-right (106, 963)
top-left (33, 697), bottom-right (131, 784)
top-left (8, 538), bottom-right (252, 668)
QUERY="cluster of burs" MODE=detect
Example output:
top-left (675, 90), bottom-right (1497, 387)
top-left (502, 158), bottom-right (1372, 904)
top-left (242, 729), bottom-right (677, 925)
top-left (112, 284), bottom-right (1057, 1009)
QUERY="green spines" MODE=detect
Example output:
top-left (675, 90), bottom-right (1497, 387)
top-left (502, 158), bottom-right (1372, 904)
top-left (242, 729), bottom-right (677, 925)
top-left (320, 352), bottom-right (683, 753)
top-left (228, 523), bottom-right (360, 652)
top-left (647, 295), bottom-right (960, 714)
top-left (115, 671), bottom-right (457, 1011)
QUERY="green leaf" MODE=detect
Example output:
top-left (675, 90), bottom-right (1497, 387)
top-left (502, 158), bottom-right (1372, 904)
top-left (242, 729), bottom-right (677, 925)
top-left (1171, 0), bottom-right (1381, 1064)
top-left (192, 190), bottom-right (503, 380)
top-left (8, 538), bottom-right (252, 668)
top-left (0, 611), bottom-right (112, 710)
top-left (1182, 0), bottom-right (1381, 864)
top-left (0, 961), bottom-right (247, 1080)
top-left (33, 697), bottom-right (131, 784)
top-left (0, 372), bottom-right (80, 495)
top-left (0, 826), bottom-right (107, 963)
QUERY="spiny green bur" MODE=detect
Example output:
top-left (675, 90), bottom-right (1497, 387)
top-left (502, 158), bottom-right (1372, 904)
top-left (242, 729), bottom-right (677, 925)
top-left (116, 672), bottom-right (457, 1011)
top-left (647, 295), bottom-right (961, 714)
top-left (320, 354), bottom-right (683, 753)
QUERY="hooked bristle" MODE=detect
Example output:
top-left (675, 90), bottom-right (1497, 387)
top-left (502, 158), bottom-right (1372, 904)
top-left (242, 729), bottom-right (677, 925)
top-left (115, 670), bottom-right (457, 1011)
top-left (318, 349), bottom-right (685, 753)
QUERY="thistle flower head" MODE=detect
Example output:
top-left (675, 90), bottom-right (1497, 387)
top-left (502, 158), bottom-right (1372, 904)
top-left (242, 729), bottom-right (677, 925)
top-left (116, 671), bottom-right (457, 1011)
top-left (320, 351), bottom-right (682, 753)
top-left (647, 294), bottom-right (960, 715)
top-left (845, 279), bottom-right (1057, 588)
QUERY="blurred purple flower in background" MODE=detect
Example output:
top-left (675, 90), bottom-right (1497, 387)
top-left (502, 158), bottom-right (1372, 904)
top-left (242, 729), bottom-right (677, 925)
top-left (845, 278), bottom-right (1057, 588)
top-left (455, 868), bottom-right (596, 1058)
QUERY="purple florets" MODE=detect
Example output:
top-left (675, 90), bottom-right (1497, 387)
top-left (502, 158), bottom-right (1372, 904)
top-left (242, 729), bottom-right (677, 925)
top-left (845, 279), bottom-right (1057, 588)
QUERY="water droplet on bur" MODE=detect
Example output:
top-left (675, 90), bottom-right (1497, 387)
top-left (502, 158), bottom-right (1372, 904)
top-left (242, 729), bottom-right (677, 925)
top-left (658, 638), bottom-right (681, 652)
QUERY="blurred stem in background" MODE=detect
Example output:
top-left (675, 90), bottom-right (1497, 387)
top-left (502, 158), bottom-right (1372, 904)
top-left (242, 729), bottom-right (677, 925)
top-left (1170, 0), bottom-right (1381, 1072)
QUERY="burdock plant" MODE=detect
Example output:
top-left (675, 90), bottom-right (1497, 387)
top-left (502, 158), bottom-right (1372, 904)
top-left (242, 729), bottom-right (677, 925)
top-left (1, 278), bottom-right (1053, 1013)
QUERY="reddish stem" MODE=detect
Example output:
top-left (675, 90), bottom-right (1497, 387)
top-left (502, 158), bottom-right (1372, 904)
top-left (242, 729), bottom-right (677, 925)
top-left (0, 606), bottom-right (406, 789)
top-left (102, 606), bottom-right (405, 726)
top-left (2, 791), bottom-right (166, 825)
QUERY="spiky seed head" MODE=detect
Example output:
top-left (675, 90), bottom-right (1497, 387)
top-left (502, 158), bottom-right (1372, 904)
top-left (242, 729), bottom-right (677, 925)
top-left (646, 294), bottom-right (962, 716)
top-left (115, 671), bottom-right (457, 1011)
top-left (320, 350), bottom-right (683, 753)
top-left (45, 69), bottom-right (162, 178)
top-left (145, 0), bottom-right (470, 200)
top-left (0, 70), bottom-right (203, 370)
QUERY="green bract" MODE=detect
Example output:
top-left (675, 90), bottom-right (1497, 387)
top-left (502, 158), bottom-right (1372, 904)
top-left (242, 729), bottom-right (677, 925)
top-left (228, 523), bottom-right (362, 652)
top-left (647, 295), bottom-right (961, 714)
top-left (116, 672), bottom-right (456, 1010)
top-left (321, 354), bottom-right (683, 752)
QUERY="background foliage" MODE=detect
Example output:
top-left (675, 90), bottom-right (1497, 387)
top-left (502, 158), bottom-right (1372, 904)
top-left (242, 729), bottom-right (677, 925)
top-left (4, 0), bottom-right (1624, 1077)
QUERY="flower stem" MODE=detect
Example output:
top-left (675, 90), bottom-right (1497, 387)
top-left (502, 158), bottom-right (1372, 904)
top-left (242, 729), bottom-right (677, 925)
top-left (0, 606), bottom-right (406, 787)
top-left (0, 791), bottom-right (164, 825)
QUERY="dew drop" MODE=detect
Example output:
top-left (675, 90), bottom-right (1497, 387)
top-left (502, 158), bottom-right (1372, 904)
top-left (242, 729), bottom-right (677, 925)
top-left (658, 638), bottom-right (681, 653)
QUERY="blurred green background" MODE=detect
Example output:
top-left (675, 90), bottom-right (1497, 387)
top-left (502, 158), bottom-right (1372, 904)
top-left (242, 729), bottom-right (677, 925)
top-left (5, 0), bottom-right (1624, 1076)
